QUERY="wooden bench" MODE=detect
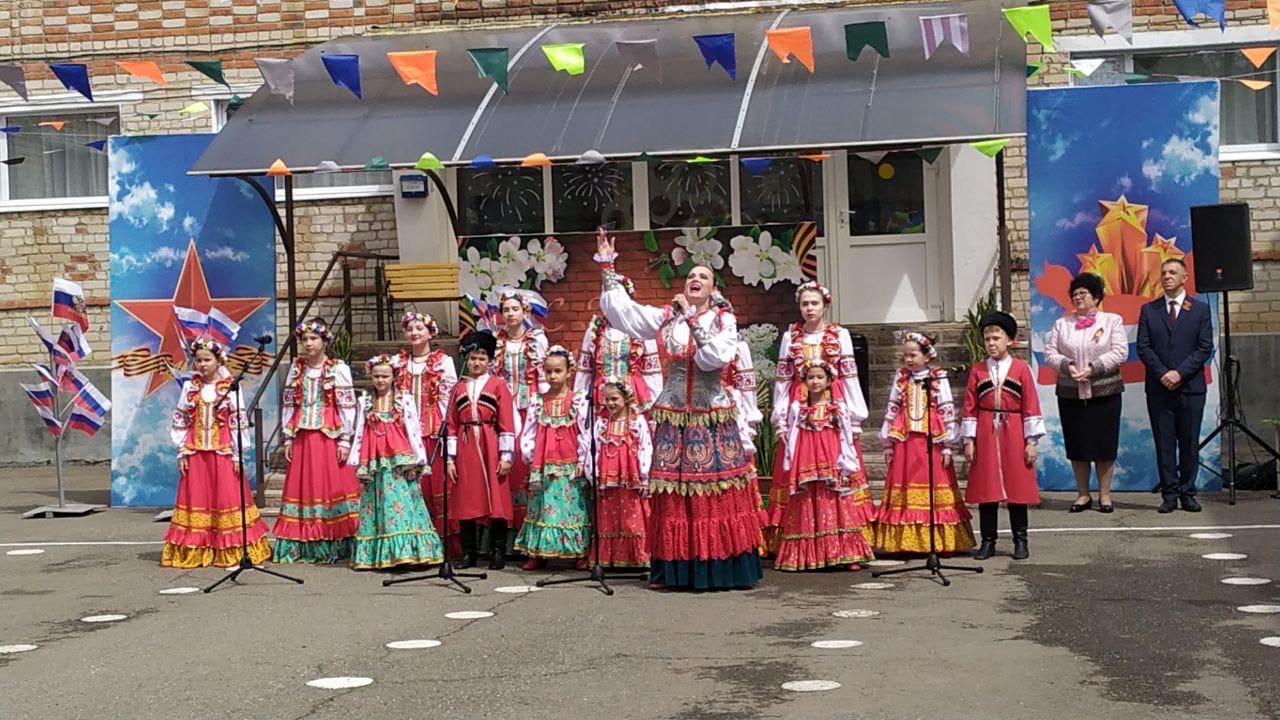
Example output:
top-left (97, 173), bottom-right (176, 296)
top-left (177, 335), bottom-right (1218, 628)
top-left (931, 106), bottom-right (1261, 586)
top-left (384, 262), bottom-right (461, 302)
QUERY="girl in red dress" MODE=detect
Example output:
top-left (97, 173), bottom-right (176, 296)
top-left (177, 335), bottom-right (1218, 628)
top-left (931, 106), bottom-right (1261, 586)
top-left (273, 318), bottom-right (362, 563)
top-left (574, 272), bottom-right (662, 415)
top-left (394, 310), bottom-right (459, 557)
top-left (162, 337), bottom-right (272, 568)
top-left (494, 291), bottom-right (549, 553)
top-left (961, 312), bottom-right (1045, 561)
top-left (775, 361), bottom-right (876, 571)
top-left (873, 331), bottom-right (975, 555)
top-left (446, 331), bottom-right (517, 570)
top-left (583, 380), bottom-right (652, 569)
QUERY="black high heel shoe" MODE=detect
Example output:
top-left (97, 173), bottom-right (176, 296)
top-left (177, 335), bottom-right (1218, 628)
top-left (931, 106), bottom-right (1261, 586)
top-left (1069, 498), bottom-right (1093, 513)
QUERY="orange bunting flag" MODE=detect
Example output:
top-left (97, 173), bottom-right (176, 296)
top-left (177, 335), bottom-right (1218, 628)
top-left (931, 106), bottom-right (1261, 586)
top-left (266, 158), bottom-right (291, 176)
top-left (116, 60), bottom-right (168, 87)
top-left (38, 121), bottom-right (66, 130)
top-left (799, 153), bottom-right (830, 161)
top-left (387, 50), bottom-right (439, 96)
top-left (520, 152), bottom-right (552, 168)
top-left (766, 27), bottom-right (815, 73)
top-left (1239, 79), bottom-right (1273, 91)
top-left (1240, 47), bottom-right (1277, 69)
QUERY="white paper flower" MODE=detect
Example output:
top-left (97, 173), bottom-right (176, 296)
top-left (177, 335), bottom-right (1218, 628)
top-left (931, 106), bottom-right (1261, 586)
top-left (526, 236), bottom-right (568, 286)
top-left (671, 228), bottom-right (724, 270)
top-left (460, 246), bottom-right (498, 298)
top-left (727, 231), bottom-right (798, 289)
top-left (496, 236), bottom-right (532, 275)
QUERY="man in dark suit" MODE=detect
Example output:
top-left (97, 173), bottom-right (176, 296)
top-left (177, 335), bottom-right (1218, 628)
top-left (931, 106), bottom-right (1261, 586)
top-left (1136, 258), bottom-right (1215, 513)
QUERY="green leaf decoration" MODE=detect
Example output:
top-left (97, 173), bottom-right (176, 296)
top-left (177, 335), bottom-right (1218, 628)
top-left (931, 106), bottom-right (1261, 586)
top-left (676, 259), bottom-right (694, 275)
top-left (642, 229), bottom-right (659, 253)
top-left (658, 263), bottom-right (675, 289)
top-left (749, 225), bottom-right (761, 241)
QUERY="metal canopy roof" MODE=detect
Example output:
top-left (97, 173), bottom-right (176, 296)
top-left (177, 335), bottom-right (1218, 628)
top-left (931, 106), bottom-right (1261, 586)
top-left (191, 0), bottom-right (1024, 175)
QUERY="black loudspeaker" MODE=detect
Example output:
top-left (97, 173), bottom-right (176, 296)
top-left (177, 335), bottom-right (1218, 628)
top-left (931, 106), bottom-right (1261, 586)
top-left (844, 330), bottom-right (872, 405)
top-left (1190, 203), bottom-right (1254, 292)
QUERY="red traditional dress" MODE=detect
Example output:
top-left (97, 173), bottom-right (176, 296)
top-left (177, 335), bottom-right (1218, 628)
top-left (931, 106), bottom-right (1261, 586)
top-left (776, 397), bottom-right (876, 571)
top-left (873, 367), bottom-right (975, 555)
top-left (583, 412), bottom-right (653, 568)
top-left (394, 348), bottom-right (459, 555)
top-left (723, 340), bottom-right (769, 553)
top-left (768, 323), bottom-right (870, 553)
top-left (494, 327), bottom-right (548, 539)
top-left (273, 358), bottom-right (362, 563)
top-left (162, 367), bottom-right (272, 568)
top-left (960, 356), bottom-right (1046, 505)
top-left (574, 314), bottom-right (662, 414)
top-left (446, 373), bottom-right (517, 522)
top-left (514, 390), bottom-right (591, 559)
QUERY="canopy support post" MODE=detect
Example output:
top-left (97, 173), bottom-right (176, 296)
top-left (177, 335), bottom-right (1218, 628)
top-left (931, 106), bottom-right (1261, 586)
top-left (424, 169), bottom-right (463, 241)
top-left (233, 174), bottom-right (297, 359)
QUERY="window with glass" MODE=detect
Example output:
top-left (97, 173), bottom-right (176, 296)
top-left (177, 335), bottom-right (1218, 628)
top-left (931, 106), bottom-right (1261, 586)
top-left (647, 159), bottom-right (731, 228)
top-left (2, 110), bottom-right (117, 201)
top-left (739, 156), bottom-right (824, 230)
top-left (846, 152), bottom-right (926, 236)
top-left (552, 162), bottom-right (634, 232)
top-left (458, 166), bottom-right (545, 237)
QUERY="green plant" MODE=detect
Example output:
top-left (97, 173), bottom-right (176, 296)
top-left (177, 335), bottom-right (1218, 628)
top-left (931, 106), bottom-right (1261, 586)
top-left (331, 329), bottom-right (355, 365)
top-left (752, 334), bottom-right (783, 475)
top-left (962, 285), bottom-right (1000, 366)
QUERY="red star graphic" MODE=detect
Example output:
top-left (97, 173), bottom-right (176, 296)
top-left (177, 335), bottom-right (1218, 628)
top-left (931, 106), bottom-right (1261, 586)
top-left (116, 239), bottom-right (270, 397)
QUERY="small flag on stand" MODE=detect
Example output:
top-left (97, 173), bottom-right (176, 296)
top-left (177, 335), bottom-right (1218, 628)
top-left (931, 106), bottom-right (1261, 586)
top-left (72, 378), bottom-right (112, 417)
top-left (0, 65), bottom-right (29, 100)
top-left (116, 60), bottom-right (168, 87)
top-left (56, 324), bottom-right (92, 362)
top-left (919, 14), bottom-right (969, 60)
top-left (49, 63), bottom-right (94, 102)
top-left (542, 43), bottom-right (587, 76)
top-left (845, 21), bottom-right (890, 61)
top-left (174, 306), bottom-right (210, 341)
top-left (766, 27), bottom-right (815, 72)
top-left (467, 48), bottom-right (510, 93)
top-left (322, 54), bottom-right (362, 99)
top-left (387, 50), bottom-right (440, 95)
top-left (693, 33), bottom-right (737, 80)
top-left (33, 363), bottom-right (63, 386)
top-left (52, 278), bottom-right (89, 332)
top-left (25, 392), bottom-right (63, 437)
top-left (21, 381), bottom-right (56, 409)
top-left (1088, 0), bottom-right (1134, 43)
top-left (66, 406), bottom-right (106, 437)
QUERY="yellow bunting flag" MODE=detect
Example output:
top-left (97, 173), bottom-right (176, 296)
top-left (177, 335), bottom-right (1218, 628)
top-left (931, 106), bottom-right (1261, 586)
top-left (1239, 79), bottom-right (1273, 91)
top-left (970, 138), bottom-right (1011, 157)
top-left (117, 60), bottom-right (168, 87)
top-left (1241, 47), bottom-right (1277, 69)
top-left (266, 158), bottom-right (291, 176)
top-left (1001, 5), bottom-right (1055, 52)
top-left (542, 43), bottom-right (586, 76)
top-left (520, 152), bottom-right (552, 167)
top-left (178, 101), bottom-right (208, 115)
top-left (387, 50), bottom-right (439, 95)
top-left (765, 27), bottom-right (815, 73)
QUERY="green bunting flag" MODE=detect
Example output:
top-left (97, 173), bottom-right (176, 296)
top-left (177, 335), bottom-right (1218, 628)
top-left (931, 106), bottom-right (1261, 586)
top-left (415, 151), bottom-right (445, 171)
top-left (1002, 5), bottom-right (1055, 52)
top-left (542, 43), bottom-right (586, 75)
top-left (363, 156), bottom-right (390, 171)
top-left (970, 138), bottom-right (1011, 157)
top-left (844, 21), bottom-right (890, 61)
top-left (915, 147), bottom-right (943, 164)
top-left (1026, 63), bottom-right (1044, 78)
top-left (186, 60), bottom-right (228, 87)
top-left (468, 48), bottom-right (510, 92)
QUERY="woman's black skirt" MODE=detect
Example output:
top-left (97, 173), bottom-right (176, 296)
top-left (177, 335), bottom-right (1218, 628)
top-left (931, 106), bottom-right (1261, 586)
top-left (1058, 393), bottom-right (1122, 462)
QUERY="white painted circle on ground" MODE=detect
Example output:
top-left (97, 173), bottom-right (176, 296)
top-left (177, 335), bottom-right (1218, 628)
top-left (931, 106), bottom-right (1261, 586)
top-left (5, 549), bottom-right (45, 556)
top-left (1238, 605), bottom-right (1280, 614)
top-left (385, 639), bottom-right (442, 650)
top-left (444, 610), bottom-right (494, 620)
top-left (80, 614), bottom-right (127, 623)
top-left (1259, 637), bottom-right (1280, 648)
top-left (851, 582), bottom-right (895, 590)
top-left (306, 677), bottom-right (373, 690)
top-left (866, 559), bottom-right (905, 567)
top-left (1202, 552), bottom-right (1248, 561)
top-left (782, 680), bottom-right (841, 692)
top-left (1221, 577), bottom-right (1272, 586)
top-left (832, 609), bottom-right (881, 619)
top-left (0, 644), bottom-right (38, 654)
top-left (810, 640), bottom-right (863, 649)
top-left (493, 585), bottom-right (540, 594)
top-left (1189, 532), bottom-right (1233, 539)
top-left (158, 587), bottom-right (200, 595)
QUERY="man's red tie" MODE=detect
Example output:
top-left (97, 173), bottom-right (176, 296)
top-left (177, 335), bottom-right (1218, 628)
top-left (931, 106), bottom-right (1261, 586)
top-left (1168, 300), bottom-right (1179, 327)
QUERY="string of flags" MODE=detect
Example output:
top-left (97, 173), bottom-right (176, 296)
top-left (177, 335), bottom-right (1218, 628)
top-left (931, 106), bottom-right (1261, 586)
top-left (22, 278), bottom-right (110, 439)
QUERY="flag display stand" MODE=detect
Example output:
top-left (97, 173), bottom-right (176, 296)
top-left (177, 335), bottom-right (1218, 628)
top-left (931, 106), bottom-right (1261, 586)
top-left (22, 431), bottom-right (105, 519)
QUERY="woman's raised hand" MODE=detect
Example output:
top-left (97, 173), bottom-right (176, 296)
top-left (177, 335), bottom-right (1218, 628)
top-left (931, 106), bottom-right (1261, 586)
top-left (595, 227), bottom-right (615, 259)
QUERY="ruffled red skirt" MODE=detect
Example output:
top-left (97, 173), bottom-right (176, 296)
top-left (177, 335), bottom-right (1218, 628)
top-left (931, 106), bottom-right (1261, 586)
top-left (872, 434), bottom-right (974, 555)
top-left (162, 451), bottom-right (271, 568)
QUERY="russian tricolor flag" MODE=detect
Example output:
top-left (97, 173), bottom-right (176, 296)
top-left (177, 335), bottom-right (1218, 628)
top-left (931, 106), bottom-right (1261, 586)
top-left (63, 368), bottom-right (111, 416)
top-left (66, 406), bottom-right (106, 437)
top-left (174, 306), bottom-right (210, 341)
top-left (22, 382), bottom-right (62, 437)
top-left (56, 323), bottom-right (92, 362)
top-left (51, 278), bottom-right (88, 332)
top-left (207, 308), bottom-right (240, 347)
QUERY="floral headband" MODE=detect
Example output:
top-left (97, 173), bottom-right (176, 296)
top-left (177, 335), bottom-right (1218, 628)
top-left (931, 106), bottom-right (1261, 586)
top-left (499, 290), bottom-right (532, 315)
top-left (895, 329), bottom-right (938, 359)
top-left (600, 376), bottom-right (635, 405)
top-left (294, 318), bottom-right (333, 342)
top-left (546, 344), bottom-right (576, 373)
top-left (188, 336), bottom-right (226, 361)
top-left (795, 281), bottom-right (832, 306)
top-left (401, 310), bottom-right (440, 338)
top-left (364, 353), bottom-right (399, 375)
top-left (803, 358), bottom-right (833, 376)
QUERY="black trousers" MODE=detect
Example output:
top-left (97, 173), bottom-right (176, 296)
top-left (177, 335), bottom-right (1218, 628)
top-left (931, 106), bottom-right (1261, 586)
top-left (978, 503), bottom-right (1027, 540)
top-left (1145, 388), bottom-right (1207, 500)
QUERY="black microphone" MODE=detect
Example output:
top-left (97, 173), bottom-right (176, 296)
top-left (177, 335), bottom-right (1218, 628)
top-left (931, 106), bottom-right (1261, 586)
top-left (254, 333), bottom-right (273, 345)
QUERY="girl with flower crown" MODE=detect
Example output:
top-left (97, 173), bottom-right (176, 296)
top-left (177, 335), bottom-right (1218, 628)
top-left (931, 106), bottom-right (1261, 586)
top-left (162, 336), bottom-right (273, 568)
top-left (768, 281), bottom-right (873, 554)
top-left (348, 355), bottom-right (444, 570)
top-left (273, 318), bottom-right (362, 563)
top-left (776, 361), bottom-right (876, 571)
top-left (494, 290), bottom-right (549, 552)
top-left (873, 330), bottom-right (975, 555)
top-left (583, 379), bottom-right (652, 568)
top-left (394, 310), bottom-right (459, 555)
top-left (514, 346), bottom-right (592, 569)
top-left (574, 271), bottom-right (662, 416)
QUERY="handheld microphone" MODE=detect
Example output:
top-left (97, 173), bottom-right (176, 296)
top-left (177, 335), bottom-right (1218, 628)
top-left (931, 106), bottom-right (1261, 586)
top-left (254, 333), bottom-right (274, 345)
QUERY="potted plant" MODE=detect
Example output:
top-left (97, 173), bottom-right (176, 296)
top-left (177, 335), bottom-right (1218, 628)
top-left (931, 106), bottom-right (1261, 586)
top-left (962, 286), bottom-right (1000, 367)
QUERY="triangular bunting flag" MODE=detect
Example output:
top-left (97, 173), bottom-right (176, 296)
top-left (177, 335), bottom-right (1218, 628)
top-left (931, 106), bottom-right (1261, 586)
top-left (1172, 0), bottom-right (1226, 30)
top-left (1241, 47), bottom-right (1277, 69)
top-left (0, 126), bottom-right (18, 134)
top-left (1002, 6), bottom-right (1055, 52)
top-left (0, 65), bottom-right (28, 100)
top-left (1027, 63), bottom-right (1045, 78)
top-left (322, 54), bottom-right (362, 99)
top-left (855, 151), bottom-right (889, 165)
top-left (799, 153), bottom-right (829, 162)
top-left (415, 151), bottom-right (445, 171)
top-left (84, 140), bottom-right (107, 151)
top-left (266, 158), bottom-right (291, 176)
top-left (1065, 67), bottom-right (1087, 79)
top-left (577, 149), bottom-right (606, 165)
top-left (315, 160), bottom-right (341, 173)
top-left (88, 117), bottom-right (116, 127)
top-left (1088, 0), bottom-right (1134, 43)
top-left (363, 155), bottom-right (390, 171)
top-left (1122, 72), bottom-right (1150, 84)
top-left (543, 43), bottom-right (586, 75)
top-left (256, 58), bottom-right (295, 104)
top-left (38, 121), bottom-right (66, 130)
top-left (520, 152), bottom-right (552, 168)
top-left (845, 21), bottom-right (890, 61)
top-left (1239, 79), bottom-right (1273, 91)
top-left (1, 156), bottom-right (25, 165)
top-left (1071, 58), bottom-right (1107, 77)
top-left (135, 112), bottom-right (160, 120)
top-left (616, 39), bottom-right (661, 81)
top-left (686, 155), bottom-right (715, 164)
top-left (916, 147), bottom-right (943, 164)
top-left (116, 60), bottom-right (168, 87)
top-left (920, 14), bottom-right (969, 60)
top-left (468, 48), bottom-right (510, 93)
top-left (49, 63), bottom-right (93, 102)
top-left (387, 50), bottom-right (439, 95)
top-left (227, 95), bottom-right (245, 111)
top-left (766, 27), bottom-right (815, 73)
top-left (469, 154), bottom-right (496, 168)
top-left (178, 101), bottom-right (208, 115)
top-left (740, 157), bottom-right (772, 175)
top-left (693, 33), bottom-right (736, 80)
top-left (186, 60), bottom-right (229, 87)
top-left (971, 139), bottom-right (1011, 158)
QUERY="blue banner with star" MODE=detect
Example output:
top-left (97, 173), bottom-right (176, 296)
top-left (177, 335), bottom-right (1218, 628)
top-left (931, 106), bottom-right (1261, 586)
top-left (108, 134), bottom-right (277, 507)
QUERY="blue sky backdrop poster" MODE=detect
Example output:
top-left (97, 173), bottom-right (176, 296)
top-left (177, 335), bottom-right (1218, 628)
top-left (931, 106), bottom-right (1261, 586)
top-left (109, 134), bottom-right (277, 507)
top-left (1028, 81), bottom-right (1222, 492)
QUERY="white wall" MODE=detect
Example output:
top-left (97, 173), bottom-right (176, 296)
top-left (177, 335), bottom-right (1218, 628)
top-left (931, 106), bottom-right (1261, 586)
top-left (938, 145), bottom-right (1000, 322)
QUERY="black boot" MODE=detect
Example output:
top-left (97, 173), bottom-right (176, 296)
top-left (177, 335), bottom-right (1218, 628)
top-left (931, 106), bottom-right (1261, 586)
top-left (488, 519), bottom-right (507, 570)
top-left (972, 503), bottom-right (998, 560)
top-left (1009, 504), bottom-right (1029, 561)
top-left (456, 521), bottom-right (478, 569)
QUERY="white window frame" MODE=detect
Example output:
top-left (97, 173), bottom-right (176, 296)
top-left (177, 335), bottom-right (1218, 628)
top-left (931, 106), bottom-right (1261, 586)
top-left (1058, 26), bottom-right (1280, 161)
top-left (0, 91), bottom-right (138, 213)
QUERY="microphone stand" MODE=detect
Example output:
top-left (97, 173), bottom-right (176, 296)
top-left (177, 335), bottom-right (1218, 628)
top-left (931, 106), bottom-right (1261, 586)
top-left (383, 421), bottom-right (487, 592)
top-left (537, 393), bottom-right (647, 596)
top-left (205, 337), bottom-right (304, 593)
top-left (872, 371), bottom-right (982, 587)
